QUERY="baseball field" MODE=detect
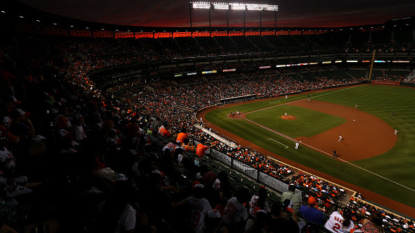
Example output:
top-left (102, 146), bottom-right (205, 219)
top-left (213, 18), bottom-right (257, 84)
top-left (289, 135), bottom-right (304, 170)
top-left (201, 84), bottom-right (415, 217)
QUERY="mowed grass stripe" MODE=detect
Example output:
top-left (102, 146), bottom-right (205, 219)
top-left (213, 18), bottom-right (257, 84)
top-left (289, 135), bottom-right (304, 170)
top-left (205, 85), bottom-right (415, 208)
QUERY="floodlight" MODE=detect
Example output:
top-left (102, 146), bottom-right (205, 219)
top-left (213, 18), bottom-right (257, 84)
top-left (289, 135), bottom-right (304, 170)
top-left (246, 4), bottom-right (263, 11)
top-left (19, 15), bottom-right (24, 18)
top-left (1, 10), bottom-right (5, 13)
top-left (229, 3), bottom-right (245, 10)
top-left (193, 2), bottom-right (210, 9)
top-left (213, 2), bottom-right (228, 10)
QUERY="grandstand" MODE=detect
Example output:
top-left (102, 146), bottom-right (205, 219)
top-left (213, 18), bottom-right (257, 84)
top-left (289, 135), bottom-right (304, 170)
top-left (0, 1), bottom-right (415, 233)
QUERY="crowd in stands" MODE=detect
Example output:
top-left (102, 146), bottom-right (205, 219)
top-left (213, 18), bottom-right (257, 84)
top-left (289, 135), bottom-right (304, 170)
top-left (0, 34), bottom-right (414, 233)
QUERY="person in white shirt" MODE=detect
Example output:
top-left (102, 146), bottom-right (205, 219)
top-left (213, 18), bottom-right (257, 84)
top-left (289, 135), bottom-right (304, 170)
top-left (93, 181), bottom-right (138, 233)
top-left (223, 188), bottom-right (250, 232)
top-left (186, 184), bottom-right (212, 233)
top-left (324, 208), bottom-right (355, 233)
top-left (248, 187), bottom-right (270, 218)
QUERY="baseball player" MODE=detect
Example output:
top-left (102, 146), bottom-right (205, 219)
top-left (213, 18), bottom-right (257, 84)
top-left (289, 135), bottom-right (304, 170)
top-left (338, 134), bottom-right (342, 142)
top-left (236, 111), bottom-right (240, 116)
top-left (332, 150), bottom-right (337, 158)
top-left (295, 142), bottom-right (299, 149)
top-left (285, 95), bottom-right (288, 99)
top-left (394, 129), bottom-right (398, 135)
top-left (285, 112), bottom-right (288, 116)
top-left (200, 117), bottom-right (203, 123)
top-left (355, 104), bottom-right (358, 109)
top-left (324, 208), bottom-right (355, 233)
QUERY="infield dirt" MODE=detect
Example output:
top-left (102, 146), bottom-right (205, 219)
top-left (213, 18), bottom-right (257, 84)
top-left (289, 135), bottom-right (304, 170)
top-left (197, 87), bottom-right (414, 218)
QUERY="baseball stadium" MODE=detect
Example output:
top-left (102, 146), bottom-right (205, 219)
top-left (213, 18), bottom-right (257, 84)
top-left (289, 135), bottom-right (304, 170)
top-left (0, 0), bottom-right (414, 232)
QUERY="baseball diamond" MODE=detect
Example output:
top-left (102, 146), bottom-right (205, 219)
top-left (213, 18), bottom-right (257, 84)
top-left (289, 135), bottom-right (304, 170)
top-left (201, 85), bottom-right (415, 217)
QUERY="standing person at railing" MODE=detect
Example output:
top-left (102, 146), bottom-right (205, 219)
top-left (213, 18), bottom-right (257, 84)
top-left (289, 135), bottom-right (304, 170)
top-left (281, 185), bottom-right (301, 212)
top-left (196, 138), bottom-right (212, 159)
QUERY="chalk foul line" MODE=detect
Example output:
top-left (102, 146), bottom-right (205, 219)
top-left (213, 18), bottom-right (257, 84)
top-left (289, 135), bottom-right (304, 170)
top-left (240, 85), bottom-right (415, 193)
top-left (268, 138), bottom-right (289, 148)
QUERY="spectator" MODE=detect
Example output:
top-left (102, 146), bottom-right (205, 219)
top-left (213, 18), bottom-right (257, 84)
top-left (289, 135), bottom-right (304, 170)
top-left (222, 188), bottom-right (250, 232)
top-left (299, 196), bottom-right (327, 225)
top-left (280, 185), bottom-right (301, 212)
top-left (92, 181), bottom-right (138, 233)
top-left (185, 184), bottom-right (213, 233)
top-left (324, 207), bottom-right (355, 233)
top-left (198, 208), bottom-right (227, 233)
top-left (248, 186), bottom-right (270, 218)
top-left (267, 203), bottom-right (299, 233)
top-left (196, 138), bottom-right (211, 159)
top-left (176, 128), bottom-right (189, 144)
top-left (244, 210), bottom-right (267, 233)
top-left (360, 212), bottom-right (385, 233)
top-left (73, 114), bottom-right (86, 142)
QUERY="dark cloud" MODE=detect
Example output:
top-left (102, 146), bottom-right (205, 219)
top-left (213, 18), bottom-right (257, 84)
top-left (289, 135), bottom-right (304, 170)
top-left (18, 0), bottom-right (415, 27)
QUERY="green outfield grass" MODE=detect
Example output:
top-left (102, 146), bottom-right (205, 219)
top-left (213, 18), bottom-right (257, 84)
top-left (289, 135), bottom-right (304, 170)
top-left (205, 85), bottom-right (415, 209)
top-left (246, 105), bottom-right (346, 138)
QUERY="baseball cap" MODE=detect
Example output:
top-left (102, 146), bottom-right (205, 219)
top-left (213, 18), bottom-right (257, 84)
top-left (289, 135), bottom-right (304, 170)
top-left (11, 109), bottom-right (31, 118)
top-left (194, 183), bottom-right (205, 189)
top-left (308, 196), bottom-right (317, 205)
top-left (207, 209), bottom-right (222, 219)
top-left (151, 170), bottom-right (165, 178)
top-left (58, 129), bottom-right (72, 138)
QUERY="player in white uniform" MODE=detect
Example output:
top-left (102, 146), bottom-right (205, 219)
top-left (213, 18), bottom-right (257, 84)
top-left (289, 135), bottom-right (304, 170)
top-left (295, 142), bottom-right (299, 149)
top-left (394, 129), bottom-right (398, 135)
top-left (186, 184), bottom-right (212, 233)
top-left (338, 134), bottom-right (342, 142)
top-left (223, 188), bottom-right (250, 230)
top-left (324, 208), bottom-right (355, 233)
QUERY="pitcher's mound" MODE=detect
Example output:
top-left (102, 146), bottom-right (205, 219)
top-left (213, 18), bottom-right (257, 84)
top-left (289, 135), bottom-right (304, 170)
top-left (281, 115), bottom-right (297, 120)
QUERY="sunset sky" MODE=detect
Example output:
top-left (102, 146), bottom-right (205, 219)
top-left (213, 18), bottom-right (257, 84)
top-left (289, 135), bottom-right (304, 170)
top-left (17, 0), bottom-right (415, 28)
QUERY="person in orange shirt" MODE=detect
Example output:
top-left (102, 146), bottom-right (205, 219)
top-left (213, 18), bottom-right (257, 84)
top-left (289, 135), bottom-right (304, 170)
top-left (176, 128), bottom-right (188, 144)
top-left (182, 138), bottom-right (195, 152)
top-left (158, 125), bottom-right (171, 137)
top-left (196, 139), bottom-right (211, 158)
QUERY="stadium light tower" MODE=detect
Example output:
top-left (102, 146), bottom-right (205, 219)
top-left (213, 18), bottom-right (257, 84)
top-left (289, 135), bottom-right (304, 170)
top-left (189, 2), bottom-right (278, 35)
